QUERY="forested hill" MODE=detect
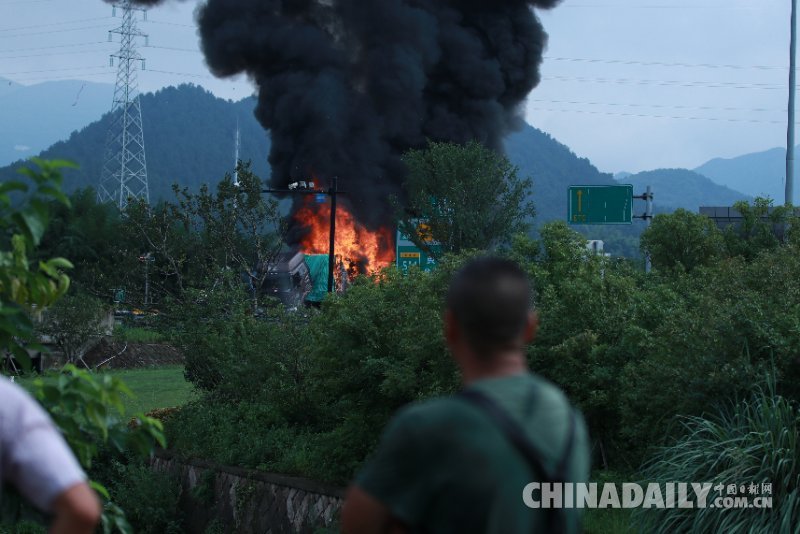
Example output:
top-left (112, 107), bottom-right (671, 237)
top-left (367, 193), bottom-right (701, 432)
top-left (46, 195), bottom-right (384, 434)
top-left (0, 84), bottom-right (271, 203)
top-left (621, 168), bottom-right (751, 211)
top-left (694, 146), bottom-right (797, 205)
top-left (504, 126), bottom-right (616, 221)
top-left (0, 83), bottom-right (615, 223)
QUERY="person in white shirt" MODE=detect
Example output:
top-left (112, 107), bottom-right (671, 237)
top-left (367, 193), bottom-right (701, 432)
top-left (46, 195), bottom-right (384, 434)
top-left (0, 376), bottom-right (101, 533)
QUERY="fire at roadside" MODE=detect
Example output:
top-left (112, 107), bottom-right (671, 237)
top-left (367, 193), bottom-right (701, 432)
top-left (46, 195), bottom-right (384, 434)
top-left (261, 198), bottom-right (396, 309)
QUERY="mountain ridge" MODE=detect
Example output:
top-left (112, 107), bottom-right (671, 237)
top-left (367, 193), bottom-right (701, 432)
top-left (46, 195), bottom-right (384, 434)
top-left (1, 83), bottom-right (617, 224)
top-left (693, 146), bottom-right (797, 204)
top-left (618, 168), bottom-right (751, 212)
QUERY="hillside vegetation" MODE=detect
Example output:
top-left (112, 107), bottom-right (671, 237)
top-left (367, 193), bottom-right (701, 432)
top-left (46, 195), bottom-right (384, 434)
top-left (621, 168), bottom-right (751, 211)
top-left (1, 84), bottom-right (617, 224)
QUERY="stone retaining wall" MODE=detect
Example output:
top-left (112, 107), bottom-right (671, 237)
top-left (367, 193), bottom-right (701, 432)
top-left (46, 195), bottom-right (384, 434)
top-left (151, 451), bottom-right (344, 533)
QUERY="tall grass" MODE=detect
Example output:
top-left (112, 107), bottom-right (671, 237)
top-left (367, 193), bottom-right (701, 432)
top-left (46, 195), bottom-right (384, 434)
top-left (632, 380), bottom-right (800, 533)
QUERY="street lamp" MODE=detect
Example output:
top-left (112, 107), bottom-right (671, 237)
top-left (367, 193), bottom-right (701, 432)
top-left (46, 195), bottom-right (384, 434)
top-left (138, 252), bottom-right (155, 306)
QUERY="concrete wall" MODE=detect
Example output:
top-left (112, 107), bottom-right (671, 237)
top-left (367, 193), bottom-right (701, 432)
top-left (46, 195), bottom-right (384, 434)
top-left (151, 451), bottom-right (343, 534)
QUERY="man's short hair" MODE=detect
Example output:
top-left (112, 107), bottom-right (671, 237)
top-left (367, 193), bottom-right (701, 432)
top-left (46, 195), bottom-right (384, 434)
top-left (446, 257), bottom-right (532, 357)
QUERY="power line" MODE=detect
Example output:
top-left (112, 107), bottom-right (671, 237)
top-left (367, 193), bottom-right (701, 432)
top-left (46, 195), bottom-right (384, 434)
top-left (144, 45), bottom-right (199, 53)
top-left (559, 3), bottom-right (780, 9)
top-left (8, 71), bottom-right (115, 83)
top-left (143, 19), bottom-right (196, 29)
top-left (4, 66), bottom-right (212, 84)
top-left (0, 24), bottom-right (112, 39)
top-left (528, 98), bottom-right (784, 114)
top-left (543, 75), bottom-right (786, 90)
top-left (0, 47), bottom-right (114, 60)
top-left (528, 106), bottom-right (793, 124)
top-left (0, 41), bottom-right (109, 54)
top-left (146, 68), bottom-right (213, 79)
top-left (0, 0), bottom-right (54, 5)
top-left (0, 65), bottom-right (110, 76)
top-left (0, 16), bottom-right (112, 33)
top-left (544, 56), bottom-right (786, 71)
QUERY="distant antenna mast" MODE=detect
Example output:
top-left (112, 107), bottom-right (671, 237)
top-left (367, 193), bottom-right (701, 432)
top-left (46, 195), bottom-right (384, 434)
top-left (98, 0), bottom-right (149, 210)
top-left (233, 118), bottom-right (240, 186)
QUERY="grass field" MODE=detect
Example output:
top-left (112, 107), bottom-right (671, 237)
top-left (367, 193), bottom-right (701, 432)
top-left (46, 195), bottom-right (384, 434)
top-left (107, 365), bottom-right (196, 415)
top-left (19, 365), bottom-right (195, 416)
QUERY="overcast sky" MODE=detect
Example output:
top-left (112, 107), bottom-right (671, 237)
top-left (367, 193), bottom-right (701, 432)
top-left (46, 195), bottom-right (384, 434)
top-left (0, 0), bottom-right (795, 174)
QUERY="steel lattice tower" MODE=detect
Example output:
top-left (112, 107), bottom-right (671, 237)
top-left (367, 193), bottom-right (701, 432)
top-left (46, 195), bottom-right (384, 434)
top-left (98, 0), bottom-right (149, 210)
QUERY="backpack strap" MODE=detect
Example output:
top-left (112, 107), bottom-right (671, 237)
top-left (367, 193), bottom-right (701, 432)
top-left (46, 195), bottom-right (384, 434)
top-left (458, 388), bottom-right (578, 533)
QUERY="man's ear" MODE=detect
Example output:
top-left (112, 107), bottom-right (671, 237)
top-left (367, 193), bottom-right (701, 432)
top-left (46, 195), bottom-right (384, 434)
top-left (524, 311), bottom-right (539, 343)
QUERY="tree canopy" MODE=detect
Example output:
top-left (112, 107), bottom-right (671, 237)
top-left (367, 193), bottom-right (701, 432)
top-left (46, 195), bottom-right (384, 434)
top-left (397, 140), bottom-right (534, 257)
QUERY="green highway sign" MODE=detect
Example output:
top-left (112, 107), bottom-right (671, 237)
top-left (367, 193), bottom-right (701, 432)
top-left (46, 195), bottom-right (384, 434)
top-left (396, 222), bottom-right (440, 273)
top-left (568, 185), bottom-right (633, 225)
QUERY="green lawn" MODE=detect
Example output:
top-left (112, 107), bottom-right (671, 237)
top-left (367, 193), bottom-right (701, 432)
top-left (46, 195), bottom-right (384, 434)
top-left (107, 366), bottom-right (196, 415)
top-left (19, 365), bottom-right (196, 416)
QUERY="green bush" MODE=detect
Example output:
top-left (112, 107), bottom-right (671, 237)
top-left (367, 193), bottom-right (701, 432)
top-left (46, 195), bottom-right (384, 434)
top-left (109, 462), bottom-right (184, 534)
top-left (514, 223), bottom-right (800, 468)
top-left (166, 399), bottom-right (301, 472)
top-left (640, 209), bottom-right (725, 272)
top-left (632, 379), bottom-right (800, 533)
top-left (0, 160), bottom-right (167, 532)
top-left (168, 259), bottom-right (466, 483)
top-left (0, 521), bottom-right (46, 534)
top-left (164, 220), bottom-right (800, 506)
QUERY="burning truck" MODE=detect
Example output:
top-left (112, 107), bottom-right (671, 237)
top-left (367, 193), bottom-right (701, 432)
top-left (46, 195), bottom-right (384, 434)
top-left (258, 198), bottom-right (396, 309)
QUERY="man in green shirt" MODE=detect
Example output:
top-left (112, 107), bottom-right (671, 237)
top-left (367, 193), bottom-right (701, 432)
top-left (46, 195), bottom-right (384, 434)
top-left (342, 257), bottom-right (590, 533)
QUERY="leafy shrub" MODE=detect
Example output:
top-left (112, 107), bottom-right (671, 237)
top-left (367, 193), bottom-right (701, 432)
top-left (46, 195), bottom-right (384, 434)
top-left (0, 161), bottom-right (168, 532)
top-left (515, 223), bottom-right (800, 468)
top-left (0, 159), bottom-right (73, 370)
top-left (0, 520), bottom-right (45, 534)
top-left (109, 462), bottom-right (184, 534)
top-left (167, 220), bottom-right (800, 495)
top-left (166, 399), bottom-right (300, 471)
top-left (640, 209), bottom-right (725, 272)
top-left (168, 259), bottom-right (465, 483)
top-left (632, 380), bottom-right (800, 533)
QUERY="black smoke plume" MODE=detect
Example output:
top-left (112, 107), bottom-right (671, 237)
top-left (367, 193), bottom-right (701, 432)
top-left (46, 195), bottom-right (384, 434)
top-left (119, 0), bottom-right (561, 230)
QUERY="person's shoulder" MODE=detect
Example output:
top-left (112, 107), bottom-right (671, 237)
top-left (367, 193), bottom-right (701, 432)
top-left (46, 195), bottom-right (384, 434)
top-left (528, 373), bottom-right (575, 411)
top-left (390, 395), bottom-right (474, 431)
top-left (0, 376), bottom-right (39, 412)
top-left (0, 376), bottom-right (53, 428)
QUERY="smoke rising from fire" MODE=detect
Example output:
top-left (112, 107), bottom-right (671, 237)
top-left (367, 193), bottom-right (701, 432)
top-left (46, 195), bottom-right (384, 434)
top-left (118, 0), bottom-right (560, 231)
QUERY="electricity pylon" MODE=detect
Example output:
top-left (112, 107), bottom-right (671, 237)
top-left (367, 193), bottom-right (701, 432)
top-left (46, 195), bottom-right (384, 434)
top-left (98, 0), bottom-right (149, 210)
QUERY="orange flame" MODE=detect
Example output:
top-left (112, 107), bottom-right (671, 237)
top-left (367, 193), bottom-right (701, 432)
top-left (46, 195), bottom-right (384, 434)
top-left (294, 198), bottom-right (395, 282)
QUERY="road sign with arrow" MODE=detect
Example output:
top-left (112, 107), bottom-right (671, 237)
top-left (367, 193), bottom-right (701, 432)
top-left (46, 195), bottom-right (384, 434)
top-left (568, 185), bottom-right (633, 225)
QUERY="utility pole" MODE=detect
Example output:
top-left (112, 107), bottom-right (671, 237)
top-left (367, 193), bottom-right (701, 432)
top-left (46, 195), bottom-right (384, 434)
top-left (98, 0), bottom-right (150, 210)
top-left (327, 176), bottom-right (338, 294)
top-left (140, 252), bottom-right (154, 307)
top-left (233, 118), bottom-right (240, 186)
top-left (788, 0), bottom-right (797, 206)
top-left (634, 186), bottom-right (654, 273)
